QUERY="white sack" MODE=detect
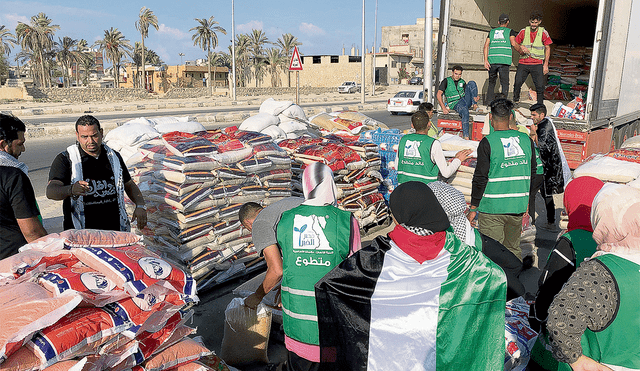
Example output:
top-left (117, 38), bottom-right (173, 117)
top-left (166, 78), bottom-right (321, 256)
top-left (239, 112), bottom-right (280, 132)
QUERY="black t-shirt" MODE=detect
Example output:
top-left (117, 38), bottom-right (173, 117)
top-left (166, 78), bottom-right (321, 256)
top-left (485, 28), bottom-right (518, 39)
top-left (48, 144), bottom-right (131, 231)
top-left (0, 166), bottom-right (41, 259)
top-left (437, 78), bottom-right (466, 93)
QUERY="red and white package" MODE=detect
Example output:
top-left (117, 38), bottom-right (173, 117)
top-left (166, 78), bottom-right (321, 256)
top-left (0, 282), bottom-right (82, 364)
top-left (0, 346), bottom-right (41, 371)
top-left (0, 250), bottom-right (78, 283)
top-left (37, 264), bottom-right (128, 307)
top-left (106, 292), bottom-right (187, 337)
top-left (137, 309), bottom-right (194, 359)
top-left (143, 338), bottom-right (212, 371)
top-left (71, 244), bottom-right (197, 300)
top-left (166, 361), bottom-right (214, 371)
top-left (27, 305), bottom-right (133, 369)
top-left (42, 358), bottom-right (87, 370)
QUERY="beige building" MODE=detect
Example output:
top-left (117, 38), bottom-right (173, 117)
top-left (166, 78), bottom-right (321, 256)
top-left (380, 17), bottom-right (440, 80)
top-left (121, 64), bottom-right (229, 93)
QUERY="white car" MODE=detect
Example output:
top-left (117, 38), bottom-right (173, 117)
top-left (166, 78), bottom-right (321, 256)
top-left (387, 90), bottom-right (424, 114)
top-left (337, 81), bottom-right (360, 93)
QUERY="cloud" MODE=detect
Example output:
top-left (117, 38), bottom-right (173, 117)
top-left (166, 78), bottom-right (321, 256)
top-left (1, 13), bottom-right (29, 29)
top-left (157, 24), bottom-right (190, 40)
top-left (299, 22), bottom-right (326, 36)
top-left (236, 20), bottom-right (263, 34)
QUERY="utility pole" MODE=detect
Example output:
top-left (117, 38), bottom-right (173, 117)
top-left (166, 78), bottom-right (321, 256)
top-left (372, 0), bottom-right (378, 96)
top-left (361, 0), bottom-right (366, 104)
top-left (423, 0), bottom-right (434, 102)
top-left (231, 0), bottom-right (237, 101)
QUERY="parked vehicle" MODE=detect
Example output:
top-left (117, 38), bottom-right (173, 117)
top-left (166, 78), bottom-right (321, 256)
top-left (387, 90), bottom-right (424, 115)
top-left (409, 76), bottom-right (423, 85)
top-left (337, 81), bottom-right (361, 93)
top-left (435, 0), bottom-right (640, 168)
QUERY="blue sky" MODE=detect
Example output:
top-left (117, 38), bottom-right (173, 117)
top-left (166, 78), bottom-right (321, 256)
top-left (0, 0), bottom-right (440, 66)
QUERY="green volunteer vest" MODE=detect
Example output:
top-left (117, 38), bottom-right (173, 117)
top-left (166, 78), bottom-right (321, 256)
top-left (488, 27), bottom-right (513, 65)
top-left (397, 133), bottom-right (439, 185)
top-left (534, 146), bottom-right (544, 175)
top-left (521, 26), bottom-right (545, 60)
top-left (561, 254), bottom-right (640, 370)
top-left (277, 204), bottom-right (352, 345)
top-left (444, 76), bottom-right (466, 109)
top-left (478, 130), bottom-right (532, 214)
top-left (562, 229), bottom-right (597, 267)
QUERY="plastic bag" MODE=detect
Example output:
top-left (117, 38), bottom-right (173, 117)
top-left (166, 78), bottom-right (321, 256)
top-left (219, 298), bottom-right (271, 365)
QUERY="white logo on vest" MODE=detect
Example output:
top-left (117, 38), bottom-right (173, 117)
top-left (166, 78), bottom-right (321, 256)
top-left (500, 137), bottom-right (525, 158)
top-left (292, 214), bottom-right (333, 253)
top-left (403, 140), bottom-right (422, 159)
top-left (494, 29), bottom-right (505, 39)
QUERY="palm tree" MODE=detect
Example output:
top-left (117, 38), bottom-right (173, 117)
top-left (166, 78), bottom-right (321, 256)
top-left (265, 48), bottom-right (286, 87)
top-left (228, 33), bottom-right (251, 87)
top-left (15, 13), bottom-right (59, 87)
top-left (74, 39), bottom-right (89, 86)
top-left (94, 27), bottom-right (132, 88)
top-left (276, 33), bottom-right (301, 87)
top-left (135, 7), bottom-right (158, 90)
top-left (80, 53), bottom-right (95, 86)
top-left (190, 16), bottom-right (226, 95)
top-left (0, 25), bottom-right (16, 56)
top-left (249, 29), bottom-right (269, 87)
top-left (54, 36), bottom-right (78, 87)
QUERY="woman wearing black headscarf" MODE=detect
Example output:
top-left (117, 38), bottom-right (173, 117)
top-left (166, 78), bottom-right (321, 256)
top-left (315, 181), bottom-right (507, 371)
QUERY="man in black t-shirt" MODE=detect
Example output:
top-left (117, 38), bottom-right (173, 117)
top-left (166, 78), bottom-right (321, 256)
top-left (46, 115), bottom-right (147, 232)
top-left (0, 114), bottom-right (47, 258)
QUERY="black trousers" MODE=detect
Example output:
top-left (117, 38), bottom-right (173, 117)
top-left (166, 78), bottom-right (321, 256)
top-left (513, 63), bottom-right (545, 104)
top-left (539, 183), bottom-right (556, 224)
top-left (486, 64), bottom-right (510, 105)
top-left (528, 174), bottom-right (544, 223)
top-left (286, 350), bottom-right (320, 371)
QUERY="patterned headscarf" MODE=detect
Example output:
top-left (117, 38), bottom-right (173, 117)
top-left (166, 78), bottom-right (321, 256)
top-left (428, 181), bottom-right (476, 246)
top-left (591, 183), bottom-right (640, 255)
top-left (302, 161), bottom-right (338, 206)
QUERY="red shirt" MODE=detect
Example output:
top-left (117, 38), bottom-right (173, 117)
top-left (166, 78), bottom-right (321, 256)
top-left (516, 28), bottom-right (553, 65)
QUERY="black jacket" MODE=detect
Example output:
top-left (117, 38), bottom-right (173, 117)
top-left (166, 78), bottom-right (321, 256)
top-left (536, 118), bottom-right (565, 194)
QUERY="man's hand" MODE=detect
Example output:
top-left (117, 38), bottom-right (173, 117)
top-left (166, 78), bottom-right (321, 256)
top-left (543, 63), bottom-right (549, 75)
top-left (244, 292), bottom-right (262, 310)
top-left (570, 355), bottom-right (613, 371)
top-left (455, 149), bottom-right (473, 161)
top-left (442, 107), bottom-right (450, 115)
top-left (71, 180), bottom-right (91, 197)
top-left (520, 46), bottom-right (530, 56)
top-left (131, 207), bottom-right (147, 230)
top-left (484, 60), bottom-right (490, 70)
top-left (467, 210), bottom-right (478, 227)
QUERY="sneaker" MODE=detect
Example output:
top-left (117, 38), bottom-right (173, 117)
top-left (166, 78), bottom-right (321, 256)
top-left (522, 255), bottom-right (535, 270)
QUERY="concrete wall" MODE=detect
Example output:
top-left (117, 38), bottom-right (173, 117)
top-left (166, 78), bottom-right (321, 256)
top-left (0, 86), bottom-right (32, 101)
top-left (26, 87), bottom-right (149, 102)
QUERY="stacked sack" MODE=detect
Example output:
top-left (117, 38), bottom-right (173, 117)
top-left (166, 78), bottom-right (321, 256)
top-left (444, 157), bottom-right (477, 204)
top-left (278, 135), bottom-right (389, 230)
top-left (105, 119), bottom-right (293, 291)
top-left (238, 98), bottom-right (313, 140)
top-left (309, 111), bottom-right (389, 136)
top-left (546, 45), bottom-right (592, 101)
top-left (572, 135), bottom-right (640, 184)
top-left (0, 229), bottom-right (231, 371)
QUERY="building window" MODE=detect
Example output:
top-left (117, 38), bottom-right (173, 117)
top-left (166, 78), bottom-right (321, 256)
top-left (313, 56), bottom-right (321, 64)
top-left (400, 62), bottom-right (406, 69)
top-left (330, 56), bottom-right (339, 63)
top-left (402, 33), bottom-right (409, 44)
top-left (391, 61), bottom-right (397, 68)
top-left (348, 56), bottom-right (361, 63)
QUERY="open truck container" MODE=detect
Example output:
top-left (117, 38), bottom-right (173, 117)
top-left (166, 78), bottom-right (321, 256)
top-left (435, 0), bottom-right (640, 168)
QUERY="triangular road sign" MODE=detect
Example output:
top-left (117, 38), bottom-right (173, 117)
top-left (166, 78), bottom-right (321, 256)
top-left (289, 46), bottom-right (303, 71)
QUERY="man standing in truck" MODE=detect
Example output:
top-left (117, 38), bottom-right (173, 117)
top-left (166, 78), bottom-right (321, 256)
top-left (484, 14), bottom-right (520, 105)
top-left (513, 11), bottom-right (552, 105)
top-left (437, 65), bottom-right (479, 140)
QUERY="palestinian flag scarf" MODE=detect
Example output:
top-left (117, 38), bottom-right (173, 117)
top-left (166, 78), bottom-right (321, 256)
top-left (315, 231), bottom-right (506, 370)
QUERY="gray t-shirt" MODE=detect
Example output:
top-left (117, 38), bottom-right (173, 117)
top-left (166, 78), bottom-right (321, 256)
top-left (252, 197), bottom-right (304, 254)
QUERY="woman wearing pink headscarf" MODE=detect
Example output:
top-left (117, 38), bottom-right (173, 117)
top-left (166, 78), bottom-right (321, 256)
top-left (547, 184), bottom-right (640, 371)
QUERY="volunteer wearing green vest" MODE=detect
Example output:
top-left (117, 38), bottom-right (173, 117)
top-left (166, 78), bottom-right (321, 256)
top-left (277, 161), bottom-right (360, 371)
top-left (397, 110), bottom-right (472, 185)
top-left (547, 184), bottom-right (640, 371)
top-left (483, 14), bottom-right (519, 105)
top-left (468, 98), bottom-right (537, 261)
top-left (513, 10), bottom-right (552, 105)
top-left (528, 176), bottom-right (605, 371)
top-left (436, 65), bottom-right (479, 139)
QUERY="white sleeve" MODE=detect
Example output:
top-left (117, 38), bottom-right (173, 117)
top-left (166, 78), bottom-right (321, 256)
top-left (431, 140), bottom-right (461, 178)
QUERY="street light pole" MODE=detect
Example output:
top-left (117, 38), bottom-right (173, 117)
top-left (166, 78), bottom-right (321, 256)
top-left (231, 0), bottom-right (237, 101)
top-left (424, 0), bottom-right (434, 102)
top-left (178, 53), bottom-right (185, 87)
top-left (372, 0), bottom-right (378, 96)
top-left (361, 0), bottom-right (365, 104)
